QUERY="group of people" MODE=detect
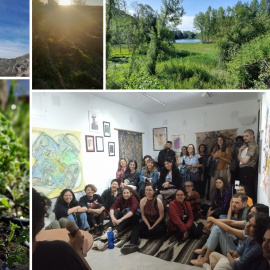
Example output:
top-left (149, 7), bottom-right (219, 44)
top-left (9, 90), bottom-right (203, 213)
top-left (33, 128), bottom-right (268, 269)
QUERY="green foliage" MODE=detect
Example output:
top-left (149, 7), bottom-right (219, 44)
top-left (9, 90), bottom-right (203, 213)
top-left (226, 33), bottom-right (270, 89)
top-left (0, 112), bottom-right (29, 217)
top-left (125, 71), bottom-right (162, 89)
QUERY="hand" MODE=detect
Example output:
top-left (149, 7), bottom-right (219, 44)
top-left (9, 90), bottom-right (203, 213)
top-left (68, 230), bottom-right (84, 253)
top-left (207, 216), bottom-right (214, 222)
top-left (115, 218), bottom-right (122, 225)
top-left (183, 231), bottom-right (188, 241)
top-left (111, 217), bottom-right (118, 226)
top-left (162, 182), bottom-right (169, 188)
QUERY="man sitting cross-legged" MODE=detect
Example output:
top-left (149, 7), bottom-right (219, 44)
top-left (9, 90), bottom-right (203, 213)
top-left (190, 193), bottom-right (250, 267)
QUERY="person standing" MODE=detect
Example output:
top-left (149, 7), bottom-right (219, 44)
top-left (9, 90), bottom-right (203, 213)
top-left (238, 129), bottom-right (259, 202)
top-left (157, 141), bottom-right (176, 171)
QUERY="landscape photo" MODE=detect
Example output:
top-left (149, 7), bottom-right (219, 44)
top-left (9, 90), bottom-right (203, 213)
top-left (0, 1), bottom-right (30, 77)
top-left (106, 0), bottom-right (270, 89)
top-left (32, 0), bottom-right (103, 89)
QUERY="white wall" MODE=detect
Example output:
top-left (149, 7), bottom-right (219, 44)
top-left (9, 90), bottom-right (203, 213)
top-left (32, 92), bottom-right (149, 194)
top-left (257, 92), bottom-right (270, 206)
top-left (146, 99), bottom-right (259, 160)
top-left (33, 92), bottom-right (268, 207)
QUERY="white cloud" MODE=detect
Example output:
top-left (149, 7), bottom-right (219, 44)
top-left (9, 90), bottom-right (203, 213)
top-left (0, 40), bottom-right (29, 59)
top-left (179, 16), bottom-right (196, 32)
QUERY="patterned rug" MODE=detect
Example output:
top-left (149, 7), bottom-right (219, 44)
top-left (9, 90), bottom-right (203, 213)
top-left (92, 227), bottom-right (207, 265)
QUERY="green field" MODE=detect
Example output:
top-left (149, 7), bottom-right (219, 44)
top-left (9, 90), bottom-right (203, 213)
top-left (107, 42), bottom-right (227, 89)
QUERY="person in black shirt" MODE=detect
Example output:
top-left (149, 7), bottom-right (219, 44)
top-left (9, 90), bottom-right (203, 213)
top-left (157, 141), bottom-right (176, 171)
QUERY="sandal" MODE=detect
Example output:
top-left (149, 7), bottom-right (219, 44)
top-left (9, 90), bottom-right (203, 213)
top-left (190, 258), bottom-right (205, 267)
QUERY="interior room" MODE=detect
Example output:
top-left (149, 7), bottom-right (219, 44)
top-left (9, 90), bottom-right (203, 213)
top-left (32, 91), bottom-right (270, 269)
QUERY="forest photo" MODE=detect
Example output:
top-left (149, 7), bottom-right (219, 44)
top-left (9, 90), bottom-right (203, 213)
top-left (32, 0), bottom-right (103, 89)
top-left (106, 0), bottom-right (270, 90)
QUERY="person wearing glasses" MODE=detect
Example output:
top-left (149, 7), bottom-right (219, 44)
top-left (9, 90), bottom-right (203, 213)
top-left (184, 181), bottom-right (202, 221)
top-left (167, 189), bottom-right (203, 241)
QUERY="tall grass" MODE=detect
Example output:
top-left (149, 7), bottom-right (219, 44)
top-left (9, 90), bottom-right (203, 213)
top-left (106, 42), bottom-right (226, 89)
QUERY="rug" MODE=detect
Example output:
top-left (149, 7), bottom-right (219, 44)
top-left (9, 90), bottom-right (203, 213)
top-left (92, 228), bottom-right (207, 265)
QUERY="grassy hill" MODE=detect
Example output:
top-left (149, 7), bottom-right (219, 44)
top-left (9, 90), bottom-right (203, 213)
top-left (33, 5), bottom-right (103, 89)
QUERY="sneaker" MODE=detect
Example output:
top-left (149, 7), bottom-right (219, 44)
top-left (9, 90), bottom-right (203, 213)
top-left (113, 230), bottom-right (118, 239)
top-left (120, 244), bottom-right (139, 255)
top-left (100, 230), bottom-right (108, 240)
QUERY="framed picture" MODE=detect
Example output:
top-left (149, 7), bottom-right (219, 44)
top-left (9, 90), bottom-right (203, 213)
top-left (85, 135), bottom-right (95, 152)
top-left (108, 142), bottom-right (115, 156)
top-left (96, 136), bottom-right (104, 152)
top-left (88, 111), bottom-right (99, 133)
top-left (171, 135), bottom-right (185, 153)
top-left (103, 121), bottom-right (111, 137)
top-left (153, 127), bottom-right (167, 151)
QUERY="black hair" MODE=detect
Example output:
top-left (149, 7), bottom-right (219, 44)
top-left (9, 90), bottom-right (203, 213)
top-left (250, 203), bottom-right (269, 215)
top-left (216, 176), bottom-right (229, 190)
top-left (233, 193), bottom-right (248, 203)
top-left (142, 155), bottom-right (152, 165)
top-left (125, 159), bottom-right (138, 174)
top-left (122, 186), bottom-right (140, 202)
top-left (253, 213), bottom-right (270, 244)
top-left (32, 188), bottom-right (51, 238)
top-left (198, 144), bottom-right (207, 154)
top-left (236, 136), bottom-right (244, 142)
top-left (180, 146), bottom-right (187, 157)
top-left (111, 179), bottom-right (120, 185)
top-left (166, 141), bottom-right (172, 144)
top-left (54, 188), bottom-right (77, 209)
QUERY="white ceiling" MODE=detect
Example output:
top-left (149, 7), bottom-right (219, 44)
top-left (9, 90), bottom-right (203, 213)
top-left (91, 92), bottom-right (259, 114)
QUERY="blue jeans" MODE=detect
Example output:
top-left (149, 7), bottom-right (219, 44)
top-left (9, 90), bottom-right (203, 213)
top-left (205, 225), bottom-right (237, 254)
top-left (67, 213), bottom-right (89, 230)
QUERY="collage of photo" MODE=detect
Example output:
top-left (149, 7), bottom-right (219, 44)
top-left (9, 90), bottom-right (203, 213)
top-left (1, 0), bottom-right (270, 270)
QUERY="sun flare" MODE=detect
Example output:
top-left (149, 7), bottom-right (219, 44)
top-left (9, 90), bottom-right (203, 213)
top-left (58, 0), bottom-right (72, 5)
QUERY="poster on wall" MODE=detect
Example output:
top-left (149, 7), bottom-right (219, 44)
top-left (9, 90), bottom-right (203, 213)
top-left (153, 127), bottom-right (167, 151)
top-left (88, 111), bottom-right (100, 133)
top-left (171, 135), bottom-right (185, 153)
top-left (118, 130), bottom-right (143, 170)
top-left (262, 93), bottom-right (270, 203)
top-left (32, 127), bottom-right (84, 198)
top-left (85, 135), bottom-right (95, 152)
top-left (196, 128), bottom-right (237, 154)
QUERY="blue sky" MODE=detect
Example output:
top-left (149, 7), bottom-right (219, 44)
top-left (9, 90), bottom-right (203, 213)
top-left (0, 0), bottom-right (29, 59)
top-left (125, 0), bottom-right (252, 31)
top-left (6, 80), bottom-right (29, 96)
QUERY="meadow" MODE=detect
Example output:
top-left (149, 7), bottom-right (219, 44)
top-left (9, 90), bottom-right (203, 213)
top-left (106, 42), bottom-right (227, 89)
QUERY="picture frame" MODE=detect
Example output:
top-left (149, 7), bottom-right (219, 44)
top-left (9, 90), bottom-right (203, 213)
top-left (108, 142), bottom-right (115, 156)
top-left (85, 135), bottom-right (95, 152)
top-left (103, 121), bottom-right (111, 137)
top-left (171, 135), bottom-right (185, 153)
top-left (96, 136), bottom-right (104, 152)
top-left (153, 127), bottom-right (167, 151)
top-left (88, 111), bottom-right (99, 133)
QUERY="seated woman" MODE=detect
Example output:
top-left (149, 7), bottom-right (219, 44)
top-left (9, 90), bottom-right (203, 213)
top-left (100, 186), bottom-right (140, 240)
top-left (54, 189), bottom-right (89, 231)
top-left (122, 160), bottom-right (140, 190)
top-left (32, 188), bottom-right (92, 270)
top-left (79, 184), bottom-right (105, 235)
top-left (116, 158), bottom-right (127, 185)
top-left (120, 183), bottom-right (167, 255)
top-left (101, 179), bottom-right (122, 216)
top-left (139, 158), bottom-right (159, 198)
top-left (184, 181), bottom-right (202, 221)
top-left (206, 177), bottom-right (231, 219)
top-left (167, 189), bottom-right (203, 241)
top-left (158, 156), bottom-right (181, 204)
top-left (191, 213), bottom-right (270, 269)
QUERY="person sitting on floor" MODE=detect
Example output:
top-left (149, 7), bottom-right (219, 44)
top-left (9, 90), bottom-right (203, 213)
top-left (227, 185), bottom-right (253, 219)
top-left (157, 156), bottom-right (181, 204)
top-left (32, 188), bottom-right (92, 270)
top-left (100, 186), bottom-right (140, 240)
top-left (121, 160), bottom-right (140, 190)
top-left (54, 189), bottom-right (90, 231)
top-left (206, 177), bottom-right (232, 219)
top-left (184, 181), bottom-right (202, 221)
top-left (139, 158), bottom-right (159, 198)
top-left (101, 179), bottom-right (122, 217)
top-left (79, 184), bottom-right (105, 235)
top-left (202, 213), bottom-right (270, 270)
top-left (167, 189), bottom-right (204, 242)
top-left (192, 193), bottom-right (250, 266)
top-left (120, 183), bottom-right (167, 255)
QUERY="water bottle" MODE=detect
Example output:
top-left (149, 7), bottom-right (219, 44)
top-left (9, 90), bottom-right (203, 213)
top-left (107, 227), bottom-right (114, 249)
